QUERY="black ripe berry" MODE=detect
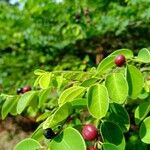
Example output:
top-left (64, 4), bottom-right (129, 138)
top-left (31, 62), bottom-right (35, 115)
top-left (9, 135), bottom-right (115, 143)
top-left (82, 124), bottom-right (98, 141)
top-left (115, 55), bottom-right (126, 67)
top-left (43, 128), bottom-right (56, 139)
top-left (16, 88), bottom-right (23, 95)
top-left (87, 147), bottom-right (98, 150)
top-left (22, 86), bottom-right (31, 94)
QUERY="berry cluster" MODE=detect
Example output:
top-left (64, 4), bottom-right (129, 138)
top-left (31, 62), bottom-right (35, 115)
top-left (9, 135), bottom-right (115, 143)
top-left (17, 86), bottom-right (31, 94)
top-left (43, 124), bottom-right (98, 149)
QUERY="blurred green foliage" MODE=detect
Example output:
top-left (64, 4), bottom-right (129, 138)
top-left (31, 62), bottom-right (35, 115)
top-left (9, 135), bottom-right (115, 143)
top-left (0, 0), bottom-right (150, 93)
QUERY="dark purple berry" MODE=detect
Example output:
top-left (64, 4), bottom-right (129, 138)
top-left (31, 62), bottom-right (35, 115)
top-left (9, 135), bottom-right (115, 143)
top-left (17, 88), bottom-right (23, 95)
top-left (115, 55), bottom-right (126, 67)
top-left (82, 124), bottom-right (98, 141)
top-left (43, 128), bottom-right (56, 139)
top-left (22, 86), bottom-right (31, 93)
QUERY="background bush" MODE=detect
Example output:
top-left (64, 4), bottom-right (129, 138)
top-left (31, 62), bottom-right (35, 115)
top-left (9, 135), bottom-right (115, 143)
top-left (0, 0), bottom-right (149, 93)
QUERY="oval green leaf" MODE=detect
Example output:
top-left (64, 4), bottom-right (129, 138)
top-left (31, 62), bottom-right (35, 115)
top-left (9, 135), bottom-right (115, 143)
top-left (71, 98), bottom-right (87, 109)
top-left (87, 84), bottom-right (109, 119)
top-left (105, 73), bottom-right (128, 104)
top-left (34, 69), bottom-right (46, 75)
top-left (43, 102), bottom-right (72, 129)
top-left (135, 102), bottom-right (150, 125)
top-left (49, 127), bottom-right (86, 150)
top-left (80, 78), bottom-right (98, 87)
top-left (17, 91), bottom-right (37, 114)
top-left (97, 49), bottom-right (133, 75)
top-left (110, 49), bottom-right (133, 58)
top-left (126, 65), bottom-right (144, 99)
top-left (100, 121), bottom-right (125, 150)
top-left (137, 48), bottom-right (150, 63)
top-left (31, 124), bottom-right (44, 141)
top-left (13, 138), bottom-right (41, 150)
top-left (140, 116), bottom-right (150, 144)
top-left (107, 103), bottom-right (130, 132)
top-left (1, 96), bottom-right (19, 119)
top-left (36, 111), bottom-right (52, 122)
top-left (102, 143), bottom-right (119, 150)
top-left (58, 86), bottom-right (86, 106)
top-left (39, 72), bottom-right (52, 89)
top-left (38, 88), bottom-right (51, 108)
top-left (97, 56), bottom-right (115, 75)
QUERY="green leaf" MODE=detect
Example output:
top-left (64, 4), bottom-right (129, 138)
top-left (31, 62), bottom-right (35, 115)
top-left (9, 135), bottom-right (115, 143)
top-left (97, 56), bottom-right (115, 75)
top-left (31, 124), bottom-right (44, 141)
top-left (36, 111), bottom-right (52, 122)
top-left (17, 91), bottom-right (37, 114)
top-left (71, 98), bottom-right (87, 109)
top-left (33, 75), bottom-right (42, 87)
top-left (39, 73), bottom-right (52, 89)
top-left (100, 121), bottom-right (125, 150)
top-left (34, 69), bottom-right (46, 75)
top-left (105, 73), bottom-right (128, 104)
top-left (49, 127), bottom-right (86, 150)
top-left (58, 86), bottom-right (86, 106)
top-left (1, 96), bottom-right (19, 119)
top-left (135, 102), bottom-right (150, 125)
top-left (110, 49), bottom-right (133, 58)
top-left (144, 80), bottom-right (150, 93)
top-left (107, 103), bottom-right (130, 132)
top-left (13, 138), bottom-right (41, 150)
top-left (97, 49), bottom-right (133, 75)
top-left (137, 48), bottom-right (150, 63)
top-left (140, 116), bottom-right (150, 144)
top-left (102, 143), bottom-right (119, 150)
top-left (38, 88), bottom-right (51, 108)
top-left (43, 103), bottom-right (72, 129)
top-left (126, 65), bottom-right (144, 99)
top-left (80, 78), bottom-right (98, 87)
top-left (87, 84), bottom-right (109, 119)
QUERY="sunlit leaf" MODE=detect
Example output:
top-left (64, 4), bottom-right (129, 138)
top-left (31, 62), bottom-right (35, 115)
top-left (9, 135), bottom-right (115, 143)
top-left (126, 65), bottom-right (144, 99)
top-left (13, 138), bottom-right (41, 150)
top-left (49, 127), bottom-right (86, 150)
top-left (140, 117), bottom-right (150, 144)
top-left (43, 103), bottom-right (72, 129)
top-left (87, 84), bottom-right (109, 119)
top-left (17, 91), bottom-right (37, 114)
top-left (58, 86), bottom-right (86, 106)
top-left (105, 73), bottom-right (128, 104)
top-left (135, 102), bottom-right (150, 125)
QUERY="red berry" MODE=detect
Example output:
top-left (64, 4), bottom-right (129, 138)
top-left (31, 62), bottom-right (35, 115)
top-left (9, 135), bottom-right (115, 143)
top-left (82, 124), bottom-right (98, 141)
top-left (115, 55), bottom-right (126, 67)
top-left (87, 147), bottom-right (98, 150)
top-left (22, 86), bottom-right (31, 93)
